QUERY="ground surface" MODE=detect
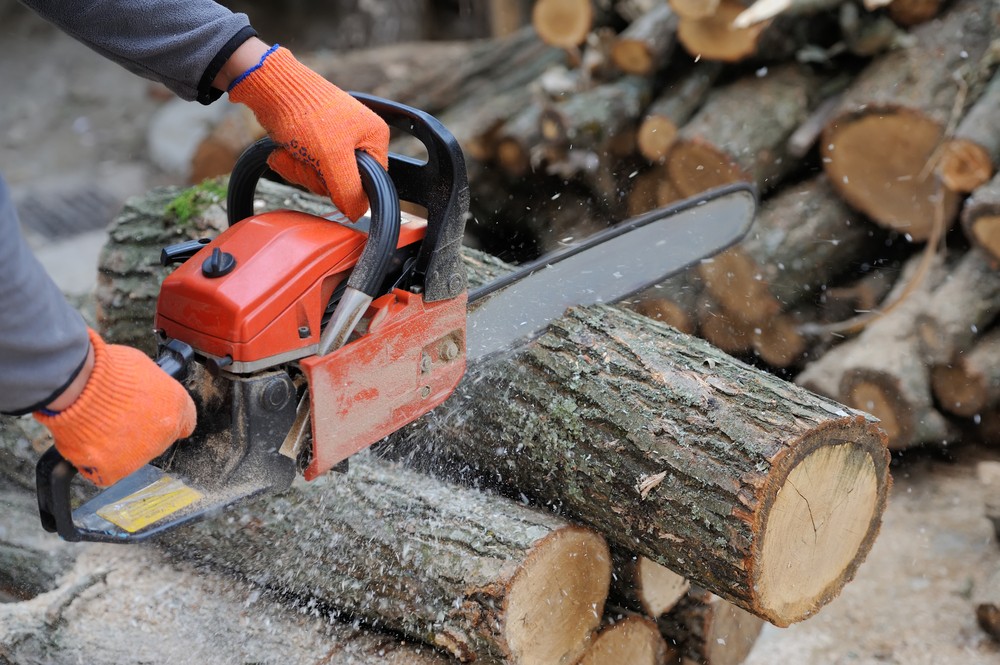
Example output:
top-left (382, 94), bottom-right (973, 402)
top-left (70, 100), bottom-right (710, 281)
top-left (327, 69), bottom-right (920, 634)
top-left (3, 6), bottom-right (1000, 664)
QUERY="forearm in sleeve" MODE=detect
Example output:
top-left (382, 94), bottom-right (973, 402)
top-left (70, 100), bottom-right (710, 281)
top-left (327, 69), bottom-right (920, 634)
top-left (0, 176), bottom-right (90, 415)
top-left (18, 0), bottom-right (257, 104)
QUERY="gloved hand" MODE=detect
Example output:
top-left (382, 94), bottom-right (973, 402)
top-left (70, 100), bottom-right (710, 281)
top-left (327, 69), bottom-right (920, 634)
top-left (228, 45), bottom-right (390, 221)
top-left (34, 329), bottom-right (196, 487)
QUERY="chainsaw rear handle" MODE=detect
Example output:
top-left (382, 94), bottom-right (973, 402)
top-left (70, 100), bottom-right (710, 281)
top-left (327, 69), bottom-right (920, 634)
top-left (35, 342), bottom-right (194, 542)
top-left (227, 93), bottom-right (469, 302)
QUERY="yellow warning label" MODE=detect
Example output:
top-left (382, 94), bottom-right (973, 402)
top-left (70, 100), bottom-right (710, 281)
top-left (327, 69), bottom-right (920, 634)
top-left (96, 476), bottom-right (203, 533)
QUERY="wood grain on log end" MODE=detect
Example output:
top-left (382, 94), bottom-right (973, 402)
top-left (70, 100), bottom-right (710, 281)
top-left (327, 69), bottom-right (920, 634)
top-left (504, 526), bottom-right (612, 665)
top-left (938, 139), bottom-right (994, 193)
top-left (752, 312), bottom-right (808, 369)
top-left (634, 558), bottom-right (691, 618)
top-left (574, 616), bottom-right (672, 665)
top-left (666, 139), bottom-right (748, 198)
top-left (698, 247), bottom-right (781, 324)
top-left (932, 364), bottom-right (987, 418)
top-left (532, 0), bottom-right (594, 48)
top-left (822, 109), bottom-right (961, 240)
top-left (754, 430), bottom-right (887, 624)
top-left (631, 297), bottom-right (697, 335)
top-left (676, 0), bottom-right (770, 62)
top-left (637, 115), bottom-right (680, 163)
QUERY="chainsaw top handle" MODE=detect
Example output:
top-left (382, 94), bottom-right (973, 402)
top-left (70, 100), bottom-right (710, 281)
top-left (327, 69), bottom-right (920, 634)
top-left (227, 93), bottom-right (470, 303)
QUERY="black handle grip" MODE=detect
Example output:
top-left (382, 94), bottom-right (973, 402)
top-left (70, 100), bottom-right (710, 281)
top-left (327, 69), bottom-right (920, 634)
top-left (36, 446), bottom-right (82, 542)
top-left (227, 93), bottom-right (469, 302)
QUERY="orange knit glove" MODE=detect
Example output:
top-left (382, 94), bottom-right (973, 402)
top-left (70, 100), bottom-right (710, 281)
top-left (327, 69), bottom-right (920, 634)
top-left (34, 329), bottom-right (196, 488)
top-left (228, 45), bottom-right (390, 221)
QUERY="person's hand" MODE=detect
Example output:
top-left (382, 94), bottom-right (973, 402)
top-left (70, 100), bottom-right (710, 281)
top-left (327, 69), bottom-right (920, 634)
top-left (34, 329), bottom-right (196, 487)
top-left (227, 45), bottom-right (390, 221)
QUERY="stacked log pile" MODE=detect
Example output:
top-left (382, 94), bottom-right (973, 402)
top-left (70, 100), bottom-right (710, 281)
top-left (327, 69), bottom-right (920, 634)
top-left (403, 0), bottom-right (1000, 456)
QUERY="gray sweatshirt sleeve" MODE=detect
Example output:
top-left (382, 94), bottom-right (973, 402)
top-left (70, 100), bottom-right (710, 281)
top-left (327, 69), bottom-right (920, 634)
top-left (0, 176), bottom-right (90, 415)
top-left (18, 0), bottom-right (257, 104)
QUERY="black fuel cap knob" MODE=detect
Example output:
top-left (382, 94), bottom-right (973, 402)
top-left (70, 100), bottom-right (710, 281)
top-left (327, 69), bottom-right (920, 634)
top-left (202, 247), bottom-right (237, 278)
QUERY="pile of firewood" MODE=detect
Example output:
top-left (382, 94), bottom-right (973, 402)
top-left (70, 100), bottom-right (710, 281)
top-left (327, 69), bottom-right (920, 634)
top-left (408, 0), bottom-right (1000, 454)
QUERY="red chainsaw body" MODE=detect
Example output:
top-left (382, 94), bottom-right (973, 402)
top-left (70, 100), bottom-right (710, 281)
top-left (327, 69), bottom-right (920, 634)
top-left (300, 288), bottom-right (466, 479)
top-left (154, 207), bottom-right (466, 479)
top-left (155, 210), bottom-right (428, 366)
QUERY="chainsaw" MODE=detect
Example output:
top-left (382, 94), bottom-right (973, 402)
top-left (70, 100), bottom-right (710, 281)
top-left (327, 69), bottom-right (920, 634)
top-left (36, 94), bottom-right (757, 543)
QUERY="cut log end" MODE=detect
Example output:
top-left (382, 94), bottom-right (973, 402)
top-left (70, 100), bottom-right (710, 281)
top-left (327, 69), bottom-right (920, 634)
top-left (932, 364), bottom-right (987, 418)
top-left (575, 616), bottom-right (671, 665)
top-left (939, 139), bottom-right (994, 193)
top-left (966, 214), bottom-right (1000, 262)
top-left (698, 247), bottom-right (780, 324)
top-left (631, 298), bottom-right (697, 335)
top-left (842, 378), bottom-right (903, 445)
top-left (637, 115), bottom-right (680, 163)
top-left (532, 0), bottom-right (595, 48)
top-left (822, 111), bottom-right (960, 240)
top-left (504, 527), bottom-right (612, 665)
top-left (666, 139), bottom-right (748, 198)
top-left (754, 423), bottom-right (888, 626)
top-left (635, 558), bottom-right (691, 618)
top-left (612, 41), bottom-right (656, 76)
top-left (676, 0), bottom-right (769, 62)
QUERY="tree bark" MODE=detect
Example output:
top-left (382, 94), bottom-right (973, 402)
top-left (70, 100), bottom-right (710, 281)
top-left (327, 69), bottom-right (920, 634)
top-left (821, 0), bottom-right (1000, 240)
top-left (913, 248), bottom-right (1000, 365)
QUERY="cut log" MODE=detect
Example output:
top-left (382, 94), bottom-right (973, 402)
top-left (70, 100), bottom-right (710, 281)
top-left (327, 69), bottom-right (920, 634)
top-left (611, 2), bottom-right (679, 75)
top-left (932, 328), bottom-right (1000, 418)
top-left (532, 0), bottom-right (603, 48)
top-left (637, 63), bottom-right (722, 163)
top-left (962, 171), bottom-right (1000, 263)
top-left (696, 176), bottom-right (876, 325)
top-left (574, 616), bottom-right (673, 665)
top-left (169, 453), bottom-right (611, 665)
top-left (914, 248), bottom-right (1000, 365)
top-left (938, 71), bottom-right (1000, 193)
top-left (391, 302), bottom-right (890, 627)
top-left (697, 301), bottom-right (755, 355)
top-left (796, 253), bottom-right (960, 449)
top-left (95, 181), bottom-right (890, 628)
top-left (612, 552), bottom-right (691, 618)
top-left (540, 75), bottom-right (654, 151)
top-left (821, 0), bottom-right (1000, 240)
top-left (666, 64), bottom-right (825, 198)
top-left (658, 587), bottom-right (765, 665)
